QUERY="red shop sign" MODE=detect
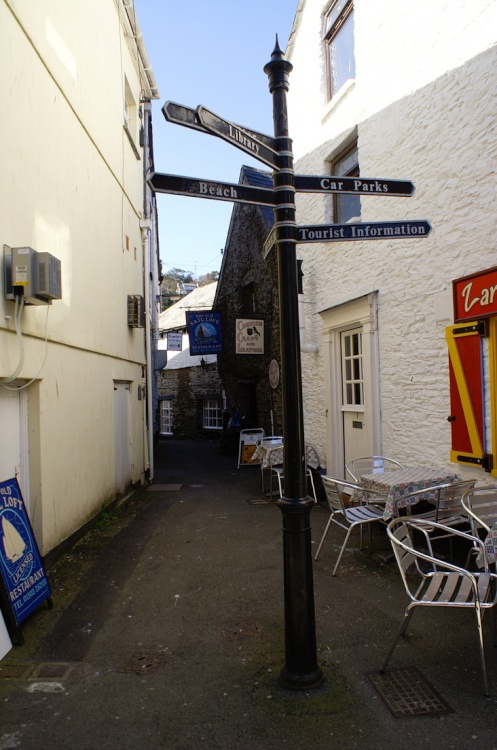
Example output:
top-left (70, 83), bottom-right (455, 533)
top-left (453, 266), bottom-right (497, 323)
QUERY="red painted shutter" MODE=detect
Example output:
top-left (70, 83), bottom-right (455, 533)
top-left (446, 322), bottom-right (486, 468)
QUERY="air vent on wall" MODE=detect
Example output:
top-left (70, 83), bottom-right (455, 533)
top-left (127, 295), bottom-right (144, 328)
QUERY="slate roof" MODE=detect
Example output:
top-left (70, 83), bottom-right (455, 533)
top-left (241, 166), bottom-right (274, 228)
top-left (159, 282), bottom-right (217, 332)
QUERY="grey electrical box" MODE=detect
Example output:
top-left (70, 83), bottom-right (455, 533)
top-left (3, 244), bottom-right (62, 304)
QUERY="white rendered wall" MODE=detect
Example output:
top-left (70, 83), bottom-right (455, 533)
top-left (286, 0), bottom-right (497, 475)
top-left (0, 0), bottom-right (150, 553)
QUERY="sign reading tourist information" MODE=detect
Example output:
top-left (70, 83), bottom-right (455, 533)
top-left (148, 172), bottom-right (275, 207)
top-left (196, 106), bottom-right (278, 169)
top-left (297, 220), bottom-right (431, 243)
top-left (294, 174), bottom-right (415, 196)
top-left (0, 478), bottom-right (51, 625)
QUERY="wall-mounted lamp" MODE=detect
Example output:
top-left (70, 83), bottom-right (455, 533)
top-left (200, 357), bottom-right (206, 370)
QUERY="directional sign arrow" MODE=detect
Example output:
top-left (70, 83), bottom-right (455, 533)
top-left (297, 220), bottom-right (431, 243)
top-left (294, 174), bottom-right (415, 197)
top-left (196, 105), bottom-right (278, 169)
top-left (162, 101), bottom-right (208, 134)
top-left (147, 172), bottom-right (275, 207)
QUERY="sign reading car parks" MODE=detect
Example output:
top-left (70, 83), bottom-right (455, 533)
top-left (294, 174), bottom-right (415, 196)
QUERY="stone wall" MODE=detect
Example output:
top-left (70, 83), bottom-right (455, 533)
top-left (157, 363), bottom-right (223, 439)
top-left (215, 195), bottom-right (283, 438)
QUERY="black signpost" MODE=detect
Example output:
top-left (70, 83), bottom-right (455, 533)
top-left (151, 39), bottom-right (431, 692)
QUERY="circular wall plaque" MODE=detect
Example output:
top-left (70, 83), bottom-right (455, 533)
top-left (269, 359), bottom-right (280, 389)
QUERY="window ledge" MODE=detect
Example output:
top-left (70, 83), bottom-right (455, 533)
top-left (322, 78), bottom-right (356, 124)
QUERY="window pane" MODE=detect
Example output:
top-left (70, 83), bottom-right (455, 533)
top-left (351, 333), bottom-right (360, 356)
top-left (329, 11), bottom-right (355, 96)
top-left (203, 399), bottom-right (222, 429)
top-left (334, 144), bottom-right (360, 223)
top-left (160, 401), bottom-right (173, 435)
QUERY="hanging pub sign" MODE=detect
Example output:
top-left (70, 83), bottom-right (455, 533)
top-left (186, 311), bottom-right (222, 354)
top-left (453, 266), bottom-right (497, 323)
top-left (166, 331), bottom-right (182, 351)
top-left (236, 319), bottom-right (264, 354)
top-left (0, 478), bottom-right (52, 627)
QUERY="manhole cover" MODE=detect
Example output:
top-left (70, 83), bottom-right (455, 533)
top-left (367, 667), bottom-right (453, 718)
top-left (118, 651), bottom-right (168, 674)
top-left (221, 622), bottom-right (262, 641)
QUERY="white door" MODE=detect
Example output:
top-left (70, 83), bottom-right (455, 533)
top-left (0, 388), bottom-right (29, 510)
top-left (114, 382), bottom-right (131, 495)
top-left (341, 328), bottom-right (368, 468)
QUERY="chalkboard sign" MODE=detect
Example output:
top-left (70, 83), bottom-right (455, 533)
top-left (0, 478), bottom-right (51, 628)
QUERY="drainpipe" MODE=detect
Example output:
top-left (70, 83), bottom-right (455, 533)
top-left (297, 261), bottom-right (319, 354)
top-left (141, 219), bottom-right (154, 481)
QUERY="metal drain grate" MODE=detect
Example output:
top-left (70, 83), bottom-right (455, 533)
top-left (367, 667), bottom-right (453, 718)
top-left (118, 651), bottom-right (168, 674)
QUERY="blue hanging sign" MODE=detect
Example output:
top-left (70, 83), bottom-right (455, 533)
top-left (0, 478), bottom-right (51, 624)
top-left (186, 311), bottom-right (223, 355)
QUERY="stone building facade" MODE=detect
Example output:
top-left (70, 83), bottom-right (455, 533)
top-left (214, 167), bottom-right (283, 439)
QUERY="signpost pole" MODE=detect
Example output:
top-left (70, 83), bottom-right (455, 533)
top-left (264, 40), bottom-right (324, 690)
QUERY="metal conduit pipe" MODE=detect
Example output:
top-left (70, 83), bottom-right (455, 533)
top-left (298, 295), bottom-right (319, 353)
top-left (140, 220), bottom-right (154, 481)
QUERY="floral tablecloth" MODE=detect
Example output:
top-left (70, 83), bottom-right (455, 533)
top-left (251, 443), bottom-right (319, 470)
top-left (358, 467), bottom-right (461, 520)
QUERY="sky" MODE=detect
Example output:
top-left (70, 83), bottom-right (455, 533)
top-left (133, 0), bottom-right (298, 279)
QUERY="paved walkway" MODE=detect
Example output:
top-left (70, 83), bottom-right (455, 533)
top-left (1, 439), bottom-right (497, 749)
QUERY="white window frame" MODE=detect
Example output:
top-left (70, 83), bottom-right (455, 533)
top-left (323, 0), bottom-right (356, 100)
top-left (159, 400), bottom-right (173, 435)
top-left (203, 399), bottom-right (222, 430)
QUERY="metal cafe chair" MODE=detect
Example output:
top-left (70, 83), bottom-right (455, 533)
top-left (258, 437), bottom-right (283, 496)
top-left (393, 479), bottom-right (476, 554)
top-left (345, 455), bottom-right (404, 483)
top-left (314, 476), bottom-right (387, 575)
top-left (272, 446), bottom-right (319, 503)
top-left (461, 486), bottom-right (497, 568)
top-left (461, 486), bottom-right (497, 537)
top-left (381, 517), bottom-right (497, 696)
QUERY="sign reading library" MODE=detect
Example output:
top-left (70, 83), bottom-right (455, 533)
top-left (186, 311), bottom-right (222, 354)
top-left (0, 478), bottom-right (51, 624)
